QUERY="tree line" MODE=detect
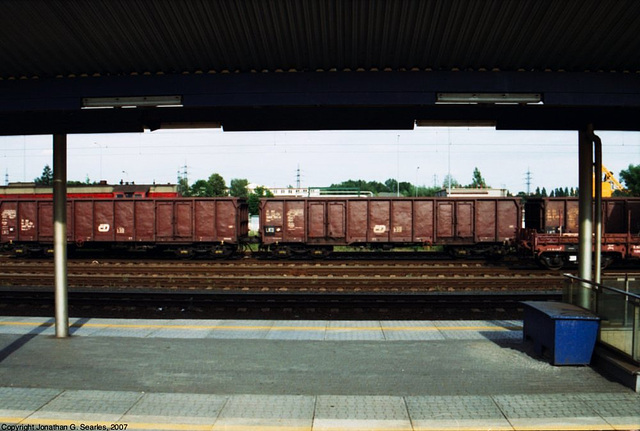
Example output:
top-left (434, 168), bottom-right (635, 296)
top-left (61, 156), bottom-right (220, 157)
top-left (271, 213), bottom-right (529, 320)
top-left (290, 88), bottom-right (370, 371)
top-left (330, 167), bottom-right (489, 197)
top-left (178, 173), bottom-right (272, 215)
top-left (30, 163), bottom-right (640, 214)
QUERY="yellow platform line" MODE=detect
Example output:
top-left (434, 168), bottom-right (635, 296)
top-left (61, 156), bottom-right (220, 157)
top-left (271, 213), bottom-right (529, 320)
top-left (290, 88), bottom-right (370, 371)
top-left (2, 417), bottom-right (311, 431)
top-left (3, 417), bottom-right (634, 431)
top-left (0, 320), bottom-right (522, 332)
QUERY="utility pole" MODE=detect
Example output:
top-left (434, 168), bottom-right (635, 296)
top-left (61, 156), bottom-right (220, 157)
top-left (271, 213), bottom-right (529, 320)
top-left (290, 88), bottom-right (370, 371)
top-left (177, 164), bottom-right (189, 195)
top-left (396, 135), bottom-right (400, 197)
top-left (525, 168), bottom-right (533, 195)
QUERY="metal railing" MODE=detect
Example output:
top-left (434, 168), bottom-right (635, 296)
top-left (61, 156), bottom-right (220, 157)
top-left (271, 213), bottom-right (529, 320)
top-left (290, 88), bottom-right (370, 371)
top-left (564, 274), bottom-right (640, 363)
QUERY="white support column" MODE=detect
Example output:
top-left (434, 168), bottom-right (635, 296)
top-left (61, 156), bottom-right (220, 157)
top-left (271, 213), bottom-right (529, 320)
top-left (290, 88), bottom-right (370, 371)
top-left (592, 129), bottom-right (603, 285)
top-left (578, 127), bottom-right (593, 309)
top-left (53, 134), bottom-right (69, 338)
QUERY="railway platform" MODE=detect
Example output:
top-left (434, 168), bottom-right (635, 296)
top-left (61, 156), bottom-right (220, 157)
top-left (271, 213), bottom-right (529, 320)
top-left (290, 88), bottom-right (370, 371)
top-left (0, 316), bottom-right (639, 431)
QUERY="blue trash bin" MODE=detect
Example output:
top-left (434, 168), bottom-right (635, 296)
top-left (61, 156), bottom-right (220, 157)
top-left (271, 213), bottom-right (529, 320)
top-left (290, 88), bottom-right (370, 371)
top-left (522, 301), bottom-right (600, 366)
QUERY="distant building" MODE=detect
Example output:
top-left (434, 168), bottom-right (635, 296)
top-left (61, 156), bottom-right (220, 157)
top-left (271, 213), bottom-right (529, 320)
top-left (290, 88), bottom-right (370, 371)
top-left (0, 182), bottom-right (179, 199)
top-left (269, 187), bottom-right (309, 197)
top-left (435, 187), bottom-right (510, 198)
top-left (247, 184), bottom-right (371, 198)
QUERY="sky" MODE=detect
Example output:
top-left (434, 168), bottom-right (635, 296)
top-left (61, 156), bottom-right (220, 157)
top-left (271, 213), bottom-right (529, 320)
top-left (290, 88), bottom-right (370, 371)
top-left (0, 127), bottom-right (638, 195)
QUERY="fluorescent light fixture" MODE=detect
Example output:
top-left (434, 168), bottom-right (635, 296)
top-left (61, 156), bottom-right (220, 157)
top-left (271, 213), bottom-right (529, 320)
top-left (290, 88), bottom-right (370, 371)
top-left (415, 120), bottom-right (496, 127)
top-left (436, 93), bottom-right (541, 104)
top-left (159, 121), bottom-right (222, 129)
top-left (82, 95), bottom-right (183, 108)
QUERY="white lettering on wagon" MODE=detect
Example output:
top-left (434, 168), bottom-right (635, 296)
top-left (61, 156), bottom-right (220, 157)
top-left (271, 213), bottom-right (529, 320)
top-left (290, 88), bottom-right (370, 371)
top-left (265, 209), bottom-right (281, 223)
top-left (1, 210), bottom-right (16, 235)
top-left (373, 225), bottom-right (387, 234)
top-left (287, 209), bottom-right (303, 229)
top-left (20, 219), bottom-right (34, 231)
top-left (2, 209), bottom-right (16, 220)
top-left (98, 224), bottom-right (110, 232)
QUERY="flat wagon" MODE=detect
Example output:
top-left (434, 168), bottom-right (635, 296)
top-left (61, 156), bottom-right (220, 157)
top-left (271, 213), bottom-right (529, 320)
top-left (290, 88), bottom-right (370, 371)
top-left (0, 198), bottom-right (248, 257)
top-left (520, 197), bottom-right (640, 269)
top-left (259, 197), bottom-right (521, 257)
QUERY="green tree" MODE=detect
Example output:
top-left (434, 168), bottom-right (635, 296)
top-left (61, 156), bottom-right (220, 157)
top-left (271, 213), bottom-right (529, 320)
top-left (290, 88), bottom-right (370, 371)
top-left (384, 178), bottom-right (398, 194)
top-left (208, 173), bottom-right (227, 196)
top-left (399, 181), bottom-right (412, 196)
top-left (248, 186), bottom-right (274, 215)
top-left (412, 185), bottom-right (440, 197)
top-left (190, 179), bottom-right (212, 197)
top-left (229, 178), bottom-right (249, 198)
top-left (178, 177), bottom-right (191, 196)
top-left (329, 179), bottom-right (388, 195)
top-left (619, 164), bottom-right (640, 196)
top-left (34, 164), bottom-right (53, 186)
top-left (469, 167), bottom-right (487, 188)
top-left (442, 174), bottom-right (460, 189)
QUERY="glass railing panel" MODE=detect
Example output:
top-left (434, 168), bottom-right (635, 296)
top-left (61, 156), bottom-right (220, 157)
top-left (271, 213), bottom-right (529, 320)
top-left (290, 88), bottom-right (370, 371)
top-left (634, 306), bottom-right (640, 362)
top-left (596, 288), bottom-right (634, 357)
top-left (563, 275), bottom-right (639, 363)
top-left (601, 276), bottom-right (640, 295)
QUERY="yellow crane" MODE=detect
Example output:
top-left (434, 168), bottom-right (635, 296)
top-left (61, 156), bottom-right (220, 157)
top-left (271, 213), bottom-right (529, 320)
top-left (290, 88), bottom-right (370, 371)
top-left (594, 165), bottom-right (626, 197)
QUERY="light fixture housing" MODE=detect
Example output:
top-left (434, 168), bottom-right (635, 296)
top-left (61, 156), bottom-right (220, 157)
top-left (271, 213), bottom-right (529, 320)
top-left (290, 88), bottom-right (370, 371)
top-left (436, 93), bottom-right (542, 104)
top-left (82, 95), bottom-right (183, 108)
top-left (158, 122), bottom-right (222, 130)
top-left (415, 120), bottom-right (496, 127)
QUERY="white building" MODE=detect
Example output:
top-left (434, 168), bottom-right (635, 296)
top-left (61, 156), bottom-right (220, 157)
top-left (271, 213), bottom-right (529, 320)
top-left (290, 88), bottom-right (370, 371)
top-left (435, 187), bottom-right (510, 197)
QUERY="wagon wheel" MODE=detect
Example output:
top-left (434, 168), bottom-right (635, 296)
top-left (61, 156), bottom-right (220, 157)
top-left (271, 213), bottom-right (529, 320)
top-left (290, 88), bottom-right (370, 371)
top-left (539, 253), bottom-right (565, 270)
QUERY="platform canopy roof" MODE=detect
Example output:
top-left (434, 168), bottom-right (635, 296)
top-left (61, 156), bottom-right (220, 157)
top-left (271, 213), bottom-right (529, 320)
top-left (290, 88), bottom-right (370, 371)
top-left (2, 0), bottom-right (640, 134)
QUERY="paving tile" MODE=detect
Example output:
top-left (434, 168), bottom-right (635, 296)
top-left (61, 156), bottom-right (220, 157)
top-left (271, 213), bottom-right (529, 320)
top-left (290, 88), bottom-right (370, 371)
top-left (325, 321), bottom-right (384, 341)
top-left (406, 395), bottom-right (505, 419)
top-left (436, 320), bottom-right (522, 340)
top-left (493, 394), bottom-right (613, 430)
top-left (579, 392), bottom-right (640, 430)
top-left (89, 327), bottom-right (159, 338)
top-left (0, 387), bottom-right (61, 422)
top-left (206, 320), bottom-right (272, 339)
top-left (380, 320), bottom-right (445, 341)
top-left (146, 328), bottom-right (213, 338)
top-left (28, 390), bottom-right (143, 422)
top-left (121, 392), bottom-right (227, 425)
top-left (0, 320), bottom-right (55, 335)
top-left (266, 320), bottom-right (327, 340)
top-left (314, 395), bottom-right (411, 430)
top-left (407, 395), bottom-right (512, 430)
top-left (214, 394), bottom-right (314, 430)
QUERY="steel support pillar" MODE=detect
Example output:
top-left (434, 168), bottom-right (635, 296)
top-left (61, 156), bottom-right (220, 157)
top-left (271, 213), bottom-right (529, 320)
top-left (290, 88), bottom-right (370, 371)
top-left (592, 130), bottom-right (603, 285)
top-left (53, 134), bottom-right (69, 338)
top-left (578, 128), bottom-right (593, 309)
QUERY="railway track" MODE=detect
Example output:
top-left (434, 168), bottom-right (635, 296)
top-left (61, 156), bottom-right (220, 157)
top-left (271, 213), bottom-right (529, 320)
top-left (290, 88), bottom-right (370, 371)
top-left (0, 289), bottom-right (562, 320)
top-left (0, 258), bottom-right (568, 292)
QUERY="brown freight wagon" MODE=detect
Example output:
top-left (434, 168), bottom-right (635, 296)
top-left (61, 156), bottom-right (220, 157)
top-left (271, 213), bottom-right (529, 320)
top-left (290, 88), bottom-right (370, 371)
top-left (521, 197), bottom-right (640, 269)
top-left (259, 197), bottom-right (521, 257)
top-left (0, 198), bottom-right (248, 257)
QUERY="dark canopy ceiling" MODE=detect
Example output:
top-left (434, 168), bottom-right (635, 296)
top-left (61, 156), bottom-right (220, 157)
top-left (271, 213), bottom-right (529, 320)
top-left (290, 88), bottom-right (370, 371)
top-left (2, 0), bottom-right (640, 134)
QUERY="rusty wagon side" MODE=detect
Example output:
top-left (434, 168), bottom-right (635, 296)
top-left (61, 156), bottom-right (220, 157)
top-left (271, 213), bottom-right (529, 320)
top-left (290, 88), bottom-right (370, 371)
top-left (0, 198), bottom-right (248, 257)
top-left (259, 197), bottom-right (521, 257)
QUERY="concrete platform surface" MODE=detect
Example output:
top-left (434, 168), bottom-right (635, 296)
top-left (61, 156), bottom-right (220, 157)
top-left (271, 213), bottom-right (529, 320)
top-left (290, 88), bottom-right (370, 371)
top-left (0, 316), bottom-right (639, 431)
